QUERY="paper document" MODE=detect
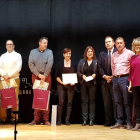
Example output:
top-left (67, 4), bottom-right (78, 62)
top-left (85, 76), bottom-right (93, 82)
top-left (33, 80), bottom-right (49, 90)
top-left (62, 73), bottom-right (78, 84)
top-left (2, 79), bottom-right (18, 89)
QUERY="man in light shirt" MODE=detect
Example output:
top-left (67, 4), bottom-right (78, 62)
top-left (111, 37), bottom-right (134, 130)
top-left (28, 37), bottom-right (53, 125)
top-left (98, 36), bottom-right (117, 127)
top-left (0, 40), bottom-right (22, 124)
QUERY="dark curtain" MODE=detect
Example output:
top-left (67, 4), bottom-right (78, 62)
top-left (0, 0), bottom-right (140, 123)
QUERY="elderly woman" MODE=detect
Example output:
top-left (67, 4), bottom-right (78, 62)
top-left (55, 48), bottom-right (76, 126)
top-left (128, 37), bottom-right (140, 131)
top-left (77, 46), bottom-right (97, 126)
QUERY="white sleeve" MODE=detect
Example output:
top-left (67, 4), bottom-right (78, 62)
top-left (8, 54), bottom-right (22, 77)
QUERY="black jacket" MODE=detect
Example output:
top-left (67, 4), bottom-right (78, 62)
top-left (98, 47), bottom-right (117, 84)
top-left (55, 61), bottom-right (76, 85)
top-left (77, 58), bottom-right (97, 85)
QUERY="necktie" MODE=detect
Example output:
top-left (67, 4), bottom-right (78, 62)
top-left (107, 51), bottom-right (111, 75)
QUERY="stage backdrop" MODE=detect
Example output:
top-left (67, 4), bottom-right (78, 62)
top-left (0, 0), bottom-right (140, 124)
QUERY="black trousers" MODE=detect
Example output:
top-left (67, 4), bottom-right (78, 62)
top-left (57, 84), bottom-right (75, 121)
top-left (101, 83), bottom-right (116, 124)
top-left (132, 86), bottom-right (140, 124)
top-left (80, 84), bottom-right (96, 121)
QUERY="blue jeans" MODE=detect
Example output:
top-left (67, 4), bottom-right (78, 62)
top-left (112, 76), bottom-right (132, 125)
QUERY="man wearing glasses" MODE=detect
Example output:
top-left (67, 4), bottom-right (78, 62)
top-left (0, 40), bottom-right (22, 124)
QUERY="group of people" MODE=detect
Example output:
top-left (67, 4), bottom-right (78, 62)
top-left (0, 36), bottom-right (140, 132)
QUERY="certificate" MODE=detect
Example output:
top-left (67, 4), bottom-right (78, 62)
top-left (85, 76), bottom-right (93, 82)
top-left (62, 73), bottom-right (78, 84)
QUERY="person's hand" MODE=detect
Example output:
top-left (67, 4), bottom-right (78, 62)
top-left (107, 79), bottom-right (112, 83)
top-left (38, 74), bottom-right (46, 80)
top-left (70, 83), bottom-right (75, 86)
top-left (128, 85), bottom-right (132, 93)
top-left (104, 75), bottom-right (113, 83)
top-left (92, 74), bottom-right (96, 79)
top-left (40, 80), bottom-right (45, 85)
top-left (82, 75), bottom-right (86, 80)
top-left (62, 83), bottom-right (67, 86)
top-left (107, 76), bottom-right (113, 83)
top-left (104, 75), bottom-right (110, 81)
top-left (3, 75), bottom-right (10, 82)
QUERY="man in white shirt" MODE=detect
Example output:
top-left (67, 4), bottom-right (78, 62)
top-left (0, 40), bottom-right (22, 124)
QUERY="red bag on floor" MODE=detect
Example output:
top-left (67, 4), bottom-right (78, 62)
top-left (0, 88), bottom-right (17, 109)
top-left (32, 89), bottom-right (50, 110)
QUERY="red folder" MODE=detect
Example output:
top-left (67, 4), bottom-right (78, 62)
top-left (32, 89), bottom-right (50, 110)
top-left (0, 88), bottom-right (17, 109)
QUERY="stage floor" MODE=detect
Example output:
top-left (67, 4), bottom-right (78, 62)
top-left (0, 124), bottom-right (140, 140)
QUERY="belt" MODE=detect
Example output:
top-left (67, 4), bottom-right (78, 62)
top-left (114, 74), bottom-right (129, 78)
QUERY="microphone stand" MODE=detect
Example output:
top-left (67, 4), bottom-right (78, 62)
top-left (13, 111), bottom-right (19, 140)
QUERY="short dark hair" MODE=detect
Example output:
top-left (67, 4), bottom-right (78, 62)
top-left (63, 48), bottom-right (71, 54)
top-left (115, 37), bottom-right (124, 42)
top-left (6, 40), bottom-right (14, 45)
top-left (83, 46), bottom-right (96, 61)
top-left (105, 36), bottom-right (114, 42)
top-left (39, 37), bottom-right (48, 42)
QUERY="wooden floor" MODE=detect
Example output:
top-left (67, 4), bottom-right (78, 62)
top-left (0, 124), bottom-right (140, 140)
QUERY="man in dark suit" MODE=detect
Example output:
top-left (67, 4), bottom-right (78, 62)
top-left (98, 36), bottom-right (117, 126)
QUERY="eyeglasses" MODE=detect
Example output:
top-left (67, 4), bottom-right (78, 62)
top-left (135, 46), bottom-right (140, 48)
top-left (6, 44), bottom-right (14, 46)
top-left (87, 51), bottom-right (93, 53)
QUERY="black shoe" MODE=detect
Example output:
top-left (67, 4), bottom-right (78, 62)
top-left (104, 122), bottom-right (112, 127)
top-left (89, 120), bottom-right (94, 126)
top-left (66, 121), bottom-right (70, 126)
top-left (82, 121), bottom-right (87, 126)
top-left (56, 120), bottom-right (62, 126)
top-left (0, 120), bottom-right (5, 125)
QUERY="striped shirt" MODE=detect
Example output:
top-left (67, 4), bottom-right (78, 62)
top-left (28, 48), bottom-right (53, 77)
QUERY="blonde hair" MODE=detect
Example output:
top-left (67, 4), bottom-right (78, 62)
top-left (132, 37), bottom-right (140, 53)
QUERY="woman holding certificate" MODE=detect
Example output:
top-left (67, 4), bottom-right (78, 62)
top-left (77, 46), bottom-right (97, 126)
top-left (55, 48), bottom-right (76, 126)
